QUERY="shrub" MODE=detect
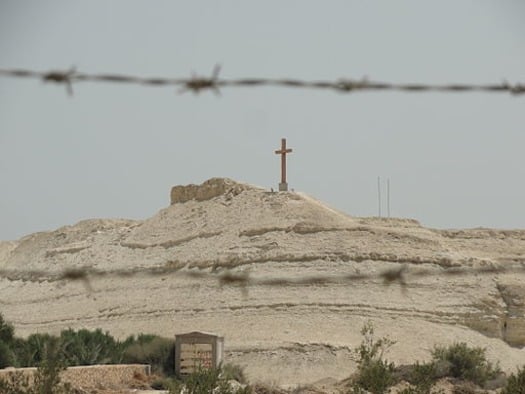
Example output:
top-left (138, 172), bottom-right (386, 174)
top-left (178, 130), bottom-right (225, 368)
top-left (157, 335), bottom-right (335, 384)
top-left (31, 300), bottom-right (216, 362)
top-left (8, 326), bottom-right (135, 368)
top-left (184, 367), bottom-right (223, 394)
top-left (169, 366), bottom-right (250, 394)
top-left (59, 328), bottom-right (125, 366)
top-left (8, 338), bottom-right (28, 367)
top-left (398, 388), bottom-right (424, 394)
top-left (0, 340), bottom-right (16, 368)
top-left (408, 361), bottom-right (439, 394)
top-left (151, 377), bottom-right (177, 390)
top-left (351, 321), bottom-right (396, 394)
top-left (135, 333), bottom-right (158, 343)
top-left (431, 342), bottom-right (499, 386)
top-left (502, 366), bottom-right (525, 394)
top-left (221, 363), bottom-right (247, 384)
top-left (0, 313), bottom-right (21, 367)
top-left (0, 338), bottom-right (71, 394)
top-left (32, 337), bottom-right (71, 394)
top-left (401, 360), bottom-right (456, 393)
top-left (0, 313), bottom-right (15, 344)
top-left (19, 333), bottom-right (55, 367)
top-left (122, 336), bottom-right (175, 375)
top-left (353, 359), bottom-right (396, 394)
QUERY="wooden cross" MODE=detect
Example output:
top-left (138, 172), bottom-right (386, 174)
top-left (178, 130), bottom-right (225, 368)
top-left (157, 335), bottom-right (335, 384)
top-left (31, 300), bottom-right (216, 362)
top-left (275, 138), bottom-right (293, 191)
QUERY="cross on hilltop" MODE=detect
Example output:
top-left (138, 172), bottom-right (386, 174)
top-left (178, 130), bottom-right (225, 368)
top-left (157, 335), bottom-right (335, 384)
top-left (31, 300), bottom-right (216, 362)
top-left (275, 138), bottom-right (293, 191)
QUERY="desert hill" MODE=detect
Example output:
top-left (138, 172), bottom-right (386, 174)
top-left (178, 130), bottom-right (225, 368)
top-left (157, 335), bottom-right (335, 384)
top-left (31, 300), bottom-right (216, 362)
top-left (1, 178), bottom-right (524, 385)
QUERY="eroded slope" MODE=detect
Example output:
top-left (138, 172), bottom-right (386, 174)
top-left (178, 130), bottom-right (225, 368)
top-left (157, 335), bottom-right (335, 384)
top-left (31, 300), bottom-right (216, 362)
top-left (1, 178), bottom-right (524, 384)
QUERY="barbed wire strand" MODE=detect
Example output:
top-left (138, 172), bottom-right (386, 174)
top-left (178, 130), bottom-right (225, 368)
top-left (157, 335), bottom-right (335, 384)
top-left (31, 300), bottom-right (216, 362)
top-left (0, 66), bottom-right (524, 96)
top-left (1, 263), bottom-right (523, 295)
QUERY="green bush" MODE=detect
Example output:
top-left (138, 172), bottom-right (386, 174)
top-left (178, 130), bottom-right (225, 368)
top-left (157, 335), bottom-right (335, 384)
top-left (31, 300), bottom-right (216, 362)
top-left (122, 336), bottom-right (175, 375)
top-left (0, 313), bottom-right (17, 368)
top-left (184, 367), bottom-right (223, 394)
top-left (0, 340), bottom-right (16, 368)
top-left (135, 333), bottom-right (158, 343)
top-left (19, 333), bottom-right (55, 367)
top-left (402, 360), bottom-right (458, 393)
top-left (431, 342), bottom-right (499, 386)
top-left (169, 366), bottom-right (250, 394)
top-left (502, 366), bottom-right (525, 394)
top-left (0, 313), bottom-right (15, 343)
top-left (353, 358), bottom-right (396, 394)
top-left (351, 321), bottom-right (396, 394)
top-left (32, 337), bottom-right (71, 394)
top-left (407, 361), bottom-right (439, 394)
top-left (59, 328), bottom-right (125, 365)
top-left (0, 313), bottom-right (250, 393)
top-left (0, 338), bottom-right (71, 394)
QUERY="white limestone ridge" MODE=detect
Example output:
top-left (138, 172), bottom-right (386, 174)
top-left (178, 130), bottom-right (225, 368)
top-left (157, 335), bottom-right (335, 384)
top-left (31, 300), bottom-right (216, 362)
top-left (1, 178), bottom-right (524, 385)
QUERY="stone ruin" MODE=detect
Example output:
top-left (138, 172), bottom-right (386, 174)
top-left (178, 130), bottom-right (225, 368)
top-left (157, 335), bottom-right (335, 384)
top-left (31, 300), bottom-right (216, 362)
top-left (170, 178), bottom-right (250, 205)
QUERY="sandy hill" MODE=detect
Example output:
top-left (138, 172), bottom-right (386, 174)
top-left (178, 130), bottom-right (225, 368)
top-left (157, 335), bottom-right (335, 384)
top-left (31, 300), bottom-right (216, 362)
top-left (1, 178), bottom-right (524, 385)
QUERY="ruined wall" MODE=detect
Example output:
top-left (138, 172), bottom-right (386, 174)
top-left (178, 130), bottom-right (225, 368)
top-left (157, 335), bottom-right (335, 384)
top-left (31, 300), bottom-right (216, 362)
top-left (170, 177), bottom-right (250, 204)
top-left (0, 364), bottom-right (151, 391)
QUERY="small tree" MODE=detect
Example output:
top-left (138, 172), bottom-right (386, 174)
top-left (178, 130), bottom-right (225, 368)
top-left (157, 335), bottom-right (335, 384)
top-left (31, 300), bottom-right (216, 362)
top-left (352, 321), bottom-right (396, 394)
top-left (0, 340), bottom-right (16, 368)
top-left (21, 333), bottom-right (54, 367)
top-left (0, 312), bottom-right (16, 368)
top-left (32, 337), bottom-right (71, 394)
top-left (0, 313), bottom-right (15, 343)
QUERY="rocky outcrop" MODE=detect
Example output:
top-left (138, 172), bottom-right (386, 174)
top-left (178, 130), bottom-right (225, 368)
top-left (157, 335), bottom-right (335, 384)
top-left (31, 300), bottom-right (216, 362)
top-left (497, 281), bottom-right (525, 347)
top-left (0, 241), bottom-right (18, 267)
top-left (170, 178), bottom-right (252, 204)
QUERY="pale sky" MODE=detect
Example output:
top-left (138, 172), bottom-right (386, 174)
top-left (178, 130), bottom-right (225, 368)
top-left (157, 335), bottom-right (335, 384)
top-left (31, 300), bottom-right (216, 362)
top-left (1, 1), bottom-right (524, 241)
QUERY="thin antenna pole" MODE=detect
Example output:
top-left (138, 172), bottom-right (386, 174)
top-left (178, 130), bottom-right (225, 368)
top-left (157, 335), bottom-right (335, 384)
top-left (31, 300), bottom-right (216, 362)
top-left (377, 176), bottom-right (382, 217)
top-left (387, 178), bottom-right (390, 218)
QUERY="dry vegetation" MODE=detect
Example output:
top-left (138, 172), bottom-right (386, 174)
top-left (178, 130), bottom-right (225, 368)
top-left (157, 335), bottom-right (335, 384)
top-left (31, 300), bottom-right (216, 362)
top-left (1, 314), bottom-right (524, 393)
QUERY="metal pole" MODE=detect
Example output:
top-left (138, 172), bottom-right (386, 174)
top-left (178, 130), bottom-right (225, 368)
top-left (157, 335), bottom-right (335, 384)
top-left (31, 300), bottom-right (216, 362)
top-left (377, 176), bottom-right (382, 217)
top-left (387, 178), bottom-right (390, 218)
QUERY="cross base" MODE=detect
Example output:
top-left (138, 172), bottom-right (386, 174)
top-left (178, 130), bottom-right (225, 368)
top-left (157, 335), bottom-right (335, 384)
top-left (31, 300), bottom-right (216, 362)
top-left (278, 182), bottom-right (289, 192)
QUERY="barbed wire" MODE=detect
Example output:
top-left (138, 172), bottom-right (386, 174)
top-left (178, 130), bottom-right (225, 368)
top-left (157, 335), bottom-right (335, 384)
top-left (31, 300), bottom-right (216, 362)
top-left (1, 263), bottom-right (523, 294)
top-left (0, 66), bottom-right (524, 96)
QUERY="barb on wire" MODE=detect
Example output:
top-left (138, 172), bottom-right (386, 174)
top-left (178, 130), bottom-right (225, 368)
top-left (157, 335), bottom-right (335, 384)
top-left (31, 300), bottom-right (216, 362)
top-left (42, 67), bottom-right (76, 96)
top-left (381, 265), bottom-right (407, 287)
top-left (179, 64), bottom-right (221, 95)
top-left (0, 67), bottom-right (524, 96)
top-left (60, 267), bottom-right (92, 291)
